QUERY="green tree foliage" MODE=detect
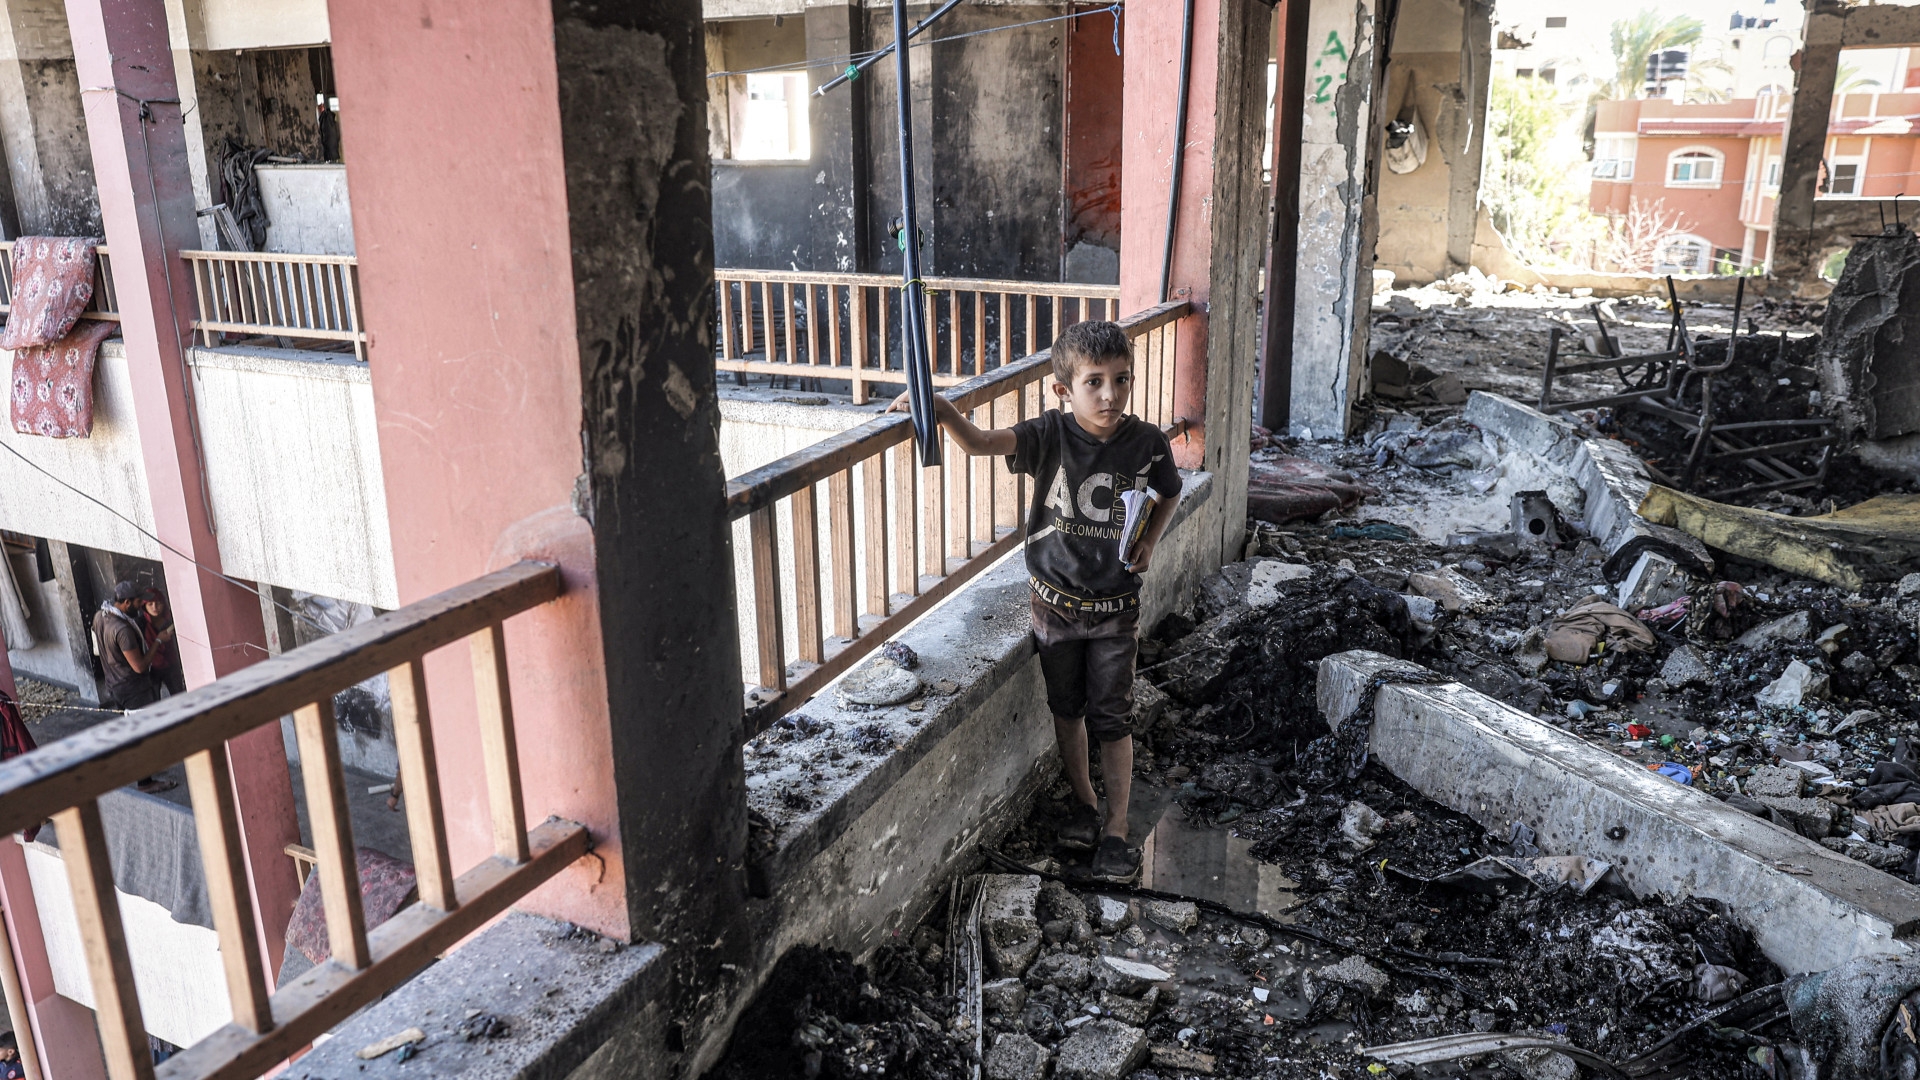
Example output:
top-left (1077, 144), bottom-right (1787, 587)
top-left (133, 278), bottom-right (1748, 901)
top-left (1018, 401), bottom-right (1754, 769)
top-left (1486, 75), bottom-right (1600, 268)
top-left (1598, 11), bottom-right (1706, 102)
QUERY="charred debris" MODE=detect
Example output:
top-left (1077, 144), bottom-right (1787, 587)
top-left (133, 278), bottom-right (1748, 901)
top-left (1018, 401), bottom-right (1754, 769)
top-left (708, 243), bottom-right (1920, 1080)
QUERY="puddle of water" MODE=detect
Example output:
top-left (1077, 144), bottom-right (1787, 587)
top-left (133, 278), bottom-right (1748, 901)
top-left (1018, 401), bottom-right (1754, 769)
top-left (1130, 782), bottom-right (1300, 918)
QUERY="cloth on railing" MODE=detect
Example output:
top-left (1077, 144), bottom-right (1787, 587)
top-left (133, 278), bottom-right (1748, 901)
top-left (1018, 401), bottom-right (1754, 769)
top-left (285, 845), bottom-right (417, 965)
top-left (4, 236), bottom-right (113, 439)
top-left (9, 318), bottom-right (117, 438)
top-left (0, 236), bottom-right (100, 349)
top-left (41, 786), bottom-right (212, 928)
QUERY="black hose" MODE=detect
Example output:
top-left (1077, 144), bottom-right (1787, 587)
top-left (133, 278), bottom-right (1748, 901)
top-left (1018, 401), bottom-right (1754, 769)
top-left (891, 0), bottom-right (941, 466)
top-left (1158, 0), bottom-right (1196, 303)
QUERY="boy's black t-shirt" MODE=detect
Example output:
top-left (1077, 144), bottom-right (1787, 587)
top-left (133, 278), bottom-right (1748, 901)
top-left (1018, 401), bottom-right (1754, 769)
top-left (1006, 409), bottom-right (1182, 614)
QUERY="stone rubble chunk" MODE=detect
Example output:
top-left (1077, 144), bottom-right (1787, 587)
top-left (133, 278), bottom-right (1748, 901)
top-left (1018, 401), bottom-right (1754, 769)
top-left (1659, 644), bottom-right (1712, 688)
top-left (984, 1031), bottom-right (1052, 1080)
top-left (1744, 765), bottom-right (1806, 799)
top-left (1097, 955), bottom-right (1172, 996)
top-left (1617, 550), bottom-right (1690, 612)
top-left (1246, 559), bottom-right (1313, 607)
top-left (1753, 794), bottom-right (1841, 840)
top-left (982, 875), bottom-right (1043, 978)
top-left (1501, 1045), bottom-right (1580, 1080)
top-left (1130, 678), bottom-right (1170, 732)
top-left (1735, 611), bottom-right (1811, 648)
top-left (1816, 623), bottom-right (1853, 655)
top-left (1053, 1018), bottom-right (1149, 1080)
top-left (1340, 801), bottom-right (1389, 850)
top-left (1093, 895), bottom-right (1134, 933)
top-left (1821, 836), bottom-right (1912, 871)
top-left (837, 657), bottom-right (923, 706)
top-left (983, 977), bottom-right (1028, 1016)
top-left (1140, 899), bottom-right (1199, 934)
top-left (1841, 651), bottom-right (1877, 679)
top-left (1099, 987), bottom-right (1156, 1026)
top-left (1027, 951), bottom-right (1092, 989)
top-left (1756, 660), bottom-right (1829, 708)
top-left (1319, 955), bottom-right (1391, 996)
top-left (1150, 1045), bottom-right (1218, 1074)
top-left (1902, 573), bottom-right (1920, 598)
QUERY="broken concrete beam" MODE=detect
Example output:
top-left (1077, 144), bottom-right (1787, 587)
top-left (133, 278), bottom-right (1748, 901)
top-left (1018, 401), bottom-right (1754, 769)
top-left (1618, 550), bottom-right (1690, 612)
top-left (1460, 391), bottom-right (1654, 556)
top-left (1464, 392), bottom-right (1580, 463)
top-left (1053, 1018), bottom-right (1149, 1080)
top-left (1319, 649), bottom-right (1920, 974)
top-left (982, 875), bottom-right (1043, 978)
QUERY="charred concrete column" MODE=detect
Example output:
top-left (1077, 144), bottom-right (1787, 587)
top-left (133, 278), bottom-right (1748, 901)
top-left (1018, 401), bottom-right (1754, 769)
top-left (1771, 6), bottom-right (1841, 290)
top-left (0, 0), bottom-right (98, 236)
top-left (1289, 0), bottom-right (1385, 438)
top-left (1119, 0), bottom-right (1270, 563)
top-left (65, 0), bottom-right (303, 979)
top-left (329, 0), bottom-right (746, 1070)
top-left (808, 0), bottom-right (867, 273)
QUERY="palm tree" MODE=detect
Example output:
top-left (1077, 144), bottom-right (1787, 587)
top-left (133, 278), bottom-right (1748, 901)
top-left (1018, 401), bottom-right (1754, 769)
top-left (1835, 62), bottom-right (1882, 95)
top-left (1596, 11), bottom-right (1706, 102)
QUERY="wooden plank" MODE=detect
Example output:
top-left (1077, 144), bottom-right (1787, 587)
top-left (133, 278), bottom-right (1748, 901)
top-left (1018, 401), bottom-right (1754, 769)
top-left (749, 507), bottom-right (787, 691)
top-left (782, 282), bottom-right (797, 364)
top-left (877, 287), bottom-right (890, 390)
top-left (342, 261), bottom-right (367, 361)
top-left (827, 284), bottom-right (844, 370)
top-left (993, 390), bottom-right (1019, 532)
top-left (0, 561), bottom-right (562, 838)
top-left (719, 279), bottom-right (735, 361)
top-left (891, 440), bottom-right (919, 599)
top-left (293, 700), bottom-right (370, 970)
top-left (157, 821), bottom-right (589, 1080)
top-left (828, 470), bottom-right (858, 640)
top-left (861, 454), bottom-right (889, 619)
top-left (1023, 293), bottom-right (1037, 360)
top-left (742, 526), bottom-right (1024, 735)
top-left (183, 748), bottom-right (273, 1034)
top-left (387, 659), bottom-right (455, 910)
top-left (469, 624), bottom-right (531, 864)
top-left (971, 415), bottom-right (993, 554)
top-left (922, 442), bottom-right (945, 579)
top-left (53, 802), bottom-right (154, 1080)
top-left (791, 484), bottom-right (824, 664)
top-left (805, 284), bottom-right (819, 367)
top-left (850, 285), bottom-right (868, 402)
top-left (761, 282), bottom-right (776, 361)
top-left (996, 292), bottom-right (1010, 373)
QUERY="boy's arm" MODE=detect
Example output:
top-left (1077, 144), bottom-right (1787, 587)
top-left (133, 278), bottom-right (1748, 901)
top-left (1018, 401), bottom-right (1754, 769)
top-left (888, 393), bottom-right (1017, 456)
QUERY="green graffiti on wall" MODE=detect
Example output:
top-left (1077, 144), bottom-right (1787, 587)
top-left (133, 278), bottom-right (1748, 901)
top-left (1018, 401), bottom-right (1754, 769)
top-left (1309, 30), bottom-right (1349, 104)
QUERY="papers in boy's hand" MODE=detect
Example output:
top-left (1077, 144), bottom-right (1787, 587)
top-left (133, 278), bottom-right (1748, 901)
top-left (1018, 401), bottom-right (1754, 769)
top-left (1118, 488), bottom-right (1159, 568)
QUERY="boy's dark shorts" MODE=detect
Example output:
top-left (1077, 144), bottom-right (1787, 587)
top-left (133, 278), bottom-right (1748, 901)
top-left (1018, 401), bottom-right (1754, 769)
top-left (1030, 595), bottom-right (1138, 742)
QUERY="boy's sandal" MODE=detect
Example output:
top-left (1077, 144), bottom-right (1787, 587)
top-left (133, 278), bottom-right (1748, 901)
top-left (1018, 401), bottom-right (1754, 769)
top-left (1057, 800), bottom-right (1102, 852)
top-left (1088, 835), bottom-right (1141, 884)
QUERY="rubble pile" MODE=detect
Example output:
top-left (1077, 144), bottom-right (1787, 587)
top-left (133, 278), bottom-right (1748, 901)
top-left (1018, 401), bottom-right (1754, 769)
top-left (705, 944), bottom-right (971, 1080)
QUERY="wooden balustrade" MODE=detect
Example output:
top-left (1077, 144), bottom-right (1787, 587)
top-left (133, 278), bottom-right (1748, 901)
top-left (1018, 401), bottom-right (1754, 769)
top-left (0, 241), bottom-right (120, 321)
top-left (727, 300), bottom-right (1189, 732)
top-left (182, 250), bottom-right (367, 361)
top-left (0, 562), bottom-right (583, 1080)
top-left (714, 269), bottom-right (1123, 404)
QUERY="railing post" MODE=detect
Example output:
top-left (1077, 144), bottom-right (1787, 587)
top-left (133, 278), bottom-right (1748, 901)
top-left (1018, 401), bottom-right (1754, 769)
top-left (791, 485), bottom-right (825, 664)
top-left (389, 658), bottom-right (457, 909)
top-left (183, 748), bottom-right (273, 1034)
top-left (749, 506), bottom-right (789, 690)
top-left (470, 624), bottom-right (532, 865)
top-left (292, 700), bottom-right (372, 970)
top-left (53, 802), bottom-right (153, 1080)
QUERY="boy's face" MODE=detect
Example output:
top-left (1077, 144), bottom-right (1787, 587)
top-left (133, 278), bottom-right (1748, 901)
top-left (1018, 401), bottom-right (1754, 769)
top-left (1052, 355), bottom-right (1133, 436)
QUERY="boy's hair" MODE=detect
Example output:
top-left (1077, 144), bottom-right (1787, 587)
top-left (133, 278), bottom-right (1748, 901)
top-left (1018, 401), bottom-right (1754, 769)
top-left (1050, 320), bottom-right (1132, 385)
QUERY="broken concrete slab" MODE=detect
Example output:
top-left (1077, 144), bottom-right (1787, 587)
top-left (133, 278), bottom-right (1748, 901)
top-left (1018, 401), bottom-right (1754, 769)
top-left (1752, 795), bottom-right (1841, 840)
top-left (1028, 951), bottom-right (1092, 989)
top-left (1746, 766), bottom-right (1808, 799)
top-left (1320, 955), bottom-right (1391, 996)
top-left (1093, 895), bottom-right (1133, 933)
top-left (1053, 1018), bottom-right (1149, 1080)
top-left (1617, 550), bottom-right (1690, 612)
top-left (1458, 392), bottom-right (1658, 558)
top-left (1737, 611), bottom-right (1813, 648)
top-left (1140, 899), bottom-right (1198, 933)
top-left (1097, 956), bottom-right (1172, 996)
top-left (982, 875), bottom-right (1043, 978)
top-left (1246, 559), bottom-right (1313, 607)
top-left (983, 977), bottom-right (1028, 1015)
top-left (985, 1031), bottom-right (1052, 1080)
top-left (1660, 645), bottom-right (1712, 687)
top-left (1319, 649), bottom-right (1920, 973)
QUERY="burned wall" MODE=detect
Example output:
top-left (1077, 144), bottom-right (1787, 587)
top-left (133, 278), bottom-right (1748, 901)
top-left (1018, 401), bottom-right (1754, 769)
top-left (1817, 227), bottom-right (1920, 443)
top-left (0, 0), bottom-right (100, 236)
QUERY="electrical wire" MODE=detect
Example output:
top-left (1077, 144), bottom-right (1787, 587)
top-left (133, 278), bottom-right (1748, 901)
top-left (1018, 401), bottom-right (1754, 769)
top-left (707, 4), bottom-right (1123, 80)
top-left (0, 439), bottom-right (327, 636)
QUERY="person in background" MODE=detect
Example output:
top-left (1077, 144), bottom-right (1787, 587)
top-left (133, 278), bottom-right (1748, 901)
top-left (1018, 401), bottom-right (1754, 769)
top-left (138, 589), bottom-right (183, 697)
top-left (0, 1031), bottom-right (26, 1079)
top-left (91, 580), bottom-right (172, 710)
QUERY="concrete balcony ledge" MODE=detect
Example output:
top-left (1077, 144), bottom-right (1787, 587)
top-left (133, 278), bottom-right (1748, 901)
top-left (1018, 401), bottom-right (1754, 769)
top-left (1319, 649), bottom-right (1920, 974)
top-left (742, 472), bottom-right (1217, 955)
top-left (281, 912), bottom-right (666, 1079)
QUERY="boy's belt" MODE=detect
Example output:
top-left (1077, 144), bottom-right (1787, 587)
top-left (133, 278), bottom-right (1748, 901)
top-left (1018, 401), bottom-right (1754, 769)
top-left (1029, 576), bottom-right (1138, 615)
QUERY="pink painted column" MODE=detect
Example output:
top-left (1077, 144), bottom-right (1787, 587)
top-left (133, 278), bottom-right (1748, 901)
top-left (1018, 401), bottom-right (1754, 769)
top-left (1118, 0), bottom-right (1223, 470)
top-left (0, 636), bottom-right (107, 1080)
top-left (64, 0), bottom-right (301, 978)
top-left (325, 0), bottom-right (627, 939)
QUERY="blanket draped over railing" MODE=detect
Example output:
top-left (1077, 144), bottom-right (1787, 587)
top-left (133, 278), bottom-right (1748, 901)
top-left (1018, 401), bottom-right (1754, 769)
top-left (5, 236), bottom-right (115, 439)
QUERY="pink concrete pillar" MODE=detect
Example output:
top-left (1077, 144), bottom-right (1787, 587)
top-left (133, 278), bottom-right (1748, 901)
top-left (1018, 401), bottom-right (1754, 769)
top-left (1118, 0), bottom-right (1222, 470)
top-left (64, 0), bottom-right (300, 979)
top-left (325, 0), bottom-right (628, 939)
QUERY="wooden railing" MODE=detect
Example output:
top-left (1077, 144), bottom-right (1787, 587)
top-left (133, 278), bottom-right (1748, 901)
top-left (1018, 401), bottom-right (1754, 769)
top-left (0, 562), bottom-right (585, 1080)
top-left (0, 241), bottom-right (120, 321)
top-left (182, 250), bottom-right (367, 361)
top-left (715, 269), bottom-right (1123, 403)
top-left (728, 300), bottom-right (1188, 732)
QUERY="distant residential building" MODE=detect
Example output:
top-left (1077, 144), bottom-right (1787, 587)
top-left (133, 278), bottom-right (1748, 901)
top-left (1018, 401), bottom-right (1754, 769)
top-left (1590, 80), bottom-right (1920, 272)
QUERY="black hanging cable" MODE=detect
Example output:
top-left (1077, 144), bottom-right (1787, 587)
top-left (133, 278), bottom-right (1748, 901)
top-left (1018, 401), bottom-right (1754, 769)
top-left (890, 0), bottom-right (941, 467)
top-left (814, 0), bottom-right (967, 96)
top-left (1158, 0), bottom-right (1196, 303)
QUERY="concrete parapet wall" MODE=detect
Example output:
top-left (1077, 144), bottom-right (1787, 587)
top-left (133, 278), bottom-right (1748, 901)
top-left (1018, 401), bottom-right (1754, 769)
top-left (1320, 649), bottom-right (1920, 974)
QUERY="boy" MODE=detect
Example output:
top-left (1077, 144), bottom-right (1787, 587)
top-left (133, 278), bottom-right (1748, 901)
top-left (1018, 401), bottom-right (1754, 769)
top-left (892, 320), bottom-right (1182, 881)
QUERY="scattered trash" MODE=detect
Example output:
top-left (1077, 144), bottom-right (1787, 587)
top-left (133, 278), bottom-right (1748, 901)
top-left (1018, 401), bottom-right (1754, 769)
top-left (837, 657), bottom-right (923, 707)
top-left (1542, 595), bottom-right (1656, 663)
top-left (356, 1027), bottom-right (425, 1061)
